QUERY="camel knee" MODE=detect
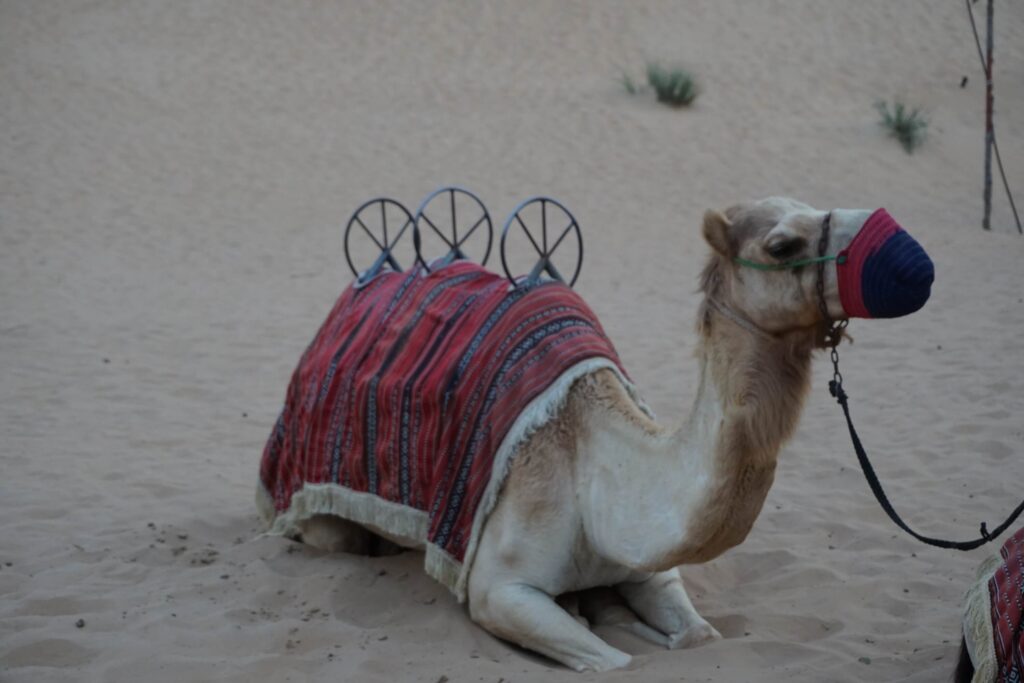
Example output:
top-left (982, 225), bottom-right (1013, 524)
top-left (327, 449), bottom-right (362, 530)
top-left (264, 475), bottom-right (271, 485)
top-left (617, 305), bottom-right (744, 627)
top-left (616, 568), bottom-right (721, 649)
top-left (467, 579), bottom-right (508, 632)
top-left (468, 581), bottom-right (631, 672)
top-left (467, 581), bottom-right (542, 639)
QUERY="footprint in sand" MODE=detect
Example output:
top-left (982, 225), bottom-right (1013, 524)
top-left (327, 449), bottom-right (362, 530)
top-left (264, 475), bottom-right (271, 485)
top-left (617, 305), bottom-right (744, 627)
top-left (3, 638), bottom-right (97, 668)
top-left (711, 613), bottom-right (750, 639)
top-left (14, 596), bottom-right (107, 617)
top-left (712, 610), bottom-right (844, 664)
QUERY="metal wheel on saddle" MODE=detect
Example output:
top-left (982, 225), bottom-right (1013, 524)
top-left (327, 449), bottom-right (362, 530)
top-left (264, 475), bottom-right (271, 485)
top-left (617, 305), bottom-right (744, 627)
top-left (343, 185), bottom-right (584, 288)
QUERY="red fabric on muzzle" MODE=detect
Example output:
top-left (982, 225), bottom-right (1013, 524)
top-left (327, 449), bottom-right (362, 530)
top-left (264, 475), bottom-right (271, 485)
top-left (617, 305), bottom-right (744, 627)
top-left (836, 208), bottom-right (934, 319)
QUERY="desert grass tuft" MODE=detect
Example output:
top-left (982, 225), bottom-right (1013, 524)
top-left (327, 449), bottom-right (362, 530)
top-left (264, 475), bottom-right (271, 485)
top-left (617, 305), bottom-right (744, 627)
top-left (875, 100), bottom-right (928, 153)
top-left (645, 63), bottom-right (699, 107)
top-left (619, 72), bottom-right (641, 96)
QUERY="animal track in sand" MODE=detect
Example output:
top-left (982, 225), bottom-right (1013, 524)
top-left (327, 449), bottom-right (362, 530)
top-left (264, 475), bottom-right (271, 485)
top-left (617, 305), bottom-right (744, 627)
top-left (14, 596), bottom-right (107, 617)
top-left (3, 638), bottom-right (97, 668)
top-left (948, 422), bottom-right (984, 435)
top-left (712, 613), bottom-right (843, 644)
top-left (749, 640), bottom-right (823, 667)
top-left (724, 548), bottom-right (801, 584)
top-left (710, 613), bottom-right (749, 639)
top-left (187, 548), bottom-right (219, 566)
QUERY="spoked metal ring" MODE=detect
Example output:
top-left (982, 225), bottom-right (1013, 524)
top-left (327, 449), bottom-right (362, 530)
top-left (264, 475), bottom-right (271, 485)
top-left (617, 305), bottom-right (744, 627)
top-left (500, 196), bottom-right (583, 287)
top-left (343, 197), bottom-right (415, 283)
top-left (412, 186), bottom-right (493, 272)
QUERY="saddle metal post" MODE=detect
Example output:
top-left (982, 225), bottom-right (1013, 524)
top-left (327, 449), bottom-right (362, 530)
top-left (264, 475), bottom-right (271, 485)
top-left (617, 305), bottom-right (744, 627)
top-left (412, 186), bottom-right (493, 272)
top-left (344, 190), bottom-right (584, 291)
top-left (500, 196), bottom-right (583, 288)
top-left (344, 197), bottom-right (415, 284)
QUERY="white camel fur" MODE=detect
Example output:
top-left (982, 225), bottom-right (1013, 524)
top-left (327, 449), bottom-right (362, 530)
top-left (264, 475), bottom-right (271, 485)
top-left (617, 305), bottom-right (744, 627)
top-left (294, 197), bottom-right (877, 672)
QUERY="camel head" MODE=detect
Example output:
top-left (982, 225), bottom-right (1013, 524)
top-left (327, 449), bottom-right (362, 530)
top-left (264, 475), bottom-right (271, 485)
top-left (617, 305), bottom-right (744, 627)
top-left (700, 197), bottom-right (934, 339)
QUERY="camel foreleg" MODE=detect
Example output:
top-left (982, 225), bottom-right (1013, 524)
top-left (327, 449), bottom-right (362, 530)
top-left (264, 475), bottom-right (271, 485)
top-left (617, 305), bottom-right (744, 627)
top-left (616, 569), bottom-right (722, 650)
top-left (575, 586), bottom-right (671, 646)
top-left (469, 581), bottom-right (632, 672)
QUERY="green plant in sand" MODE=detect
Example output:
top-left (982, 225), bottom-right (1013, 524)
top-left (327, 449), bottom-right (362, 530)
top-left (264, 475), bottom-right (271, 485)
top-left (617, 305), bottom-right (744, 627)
top-left (645, 63), bottom-right (699, 107)
top-left (875, 99), bottom-right (928, 154)
top-left (619, 71), bottom-right (641, 96)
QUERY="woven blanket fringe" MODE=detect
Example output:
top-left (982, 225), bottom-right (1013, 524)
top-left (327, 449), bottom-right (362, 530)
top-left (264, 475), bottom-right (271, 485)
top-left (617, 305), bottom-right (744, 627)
top-left (256, 482), bottom-right (429, 544)
top-left (255, 357), bottom-right (652, 602)
top-left (961, 553), bottom-right (1000, 683)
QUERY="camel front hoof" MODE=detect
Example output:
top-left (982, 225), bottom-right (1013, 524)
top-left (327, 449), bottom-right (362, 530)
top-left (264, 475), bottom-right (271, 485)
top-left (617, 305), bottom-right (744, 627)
top-left (585, 651), bottom-right (630, 671)
top-left (573, 650), bottom-right (632, 672)
top-left (667, 621), bottom-right (722, 650)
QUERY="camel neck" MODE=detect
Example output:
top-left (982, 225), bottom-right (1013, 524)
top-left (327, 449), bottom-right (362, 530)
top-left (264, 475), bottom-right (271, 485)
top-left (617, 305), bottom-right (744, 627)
top-left (666, 309), bottom-right (814, 564)
top-left (575, 305), bottom-right (814, 572)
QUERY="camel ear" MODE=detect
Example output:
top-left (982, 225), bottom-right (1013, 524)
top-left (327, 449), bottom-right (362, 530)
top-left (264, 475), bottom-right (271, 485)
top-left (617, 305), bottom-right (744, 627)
top-left (702, 210), bottom-right (733, 257)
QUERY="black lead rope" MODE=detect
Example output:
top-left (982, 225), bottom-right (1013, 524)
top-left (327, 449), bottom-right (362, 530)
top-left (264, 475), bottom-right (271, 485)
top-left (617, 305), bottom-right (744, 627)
top-left (812, 212), bottom-right (1023, 551)
top-left (826, 353), bottom-right (1024, 551)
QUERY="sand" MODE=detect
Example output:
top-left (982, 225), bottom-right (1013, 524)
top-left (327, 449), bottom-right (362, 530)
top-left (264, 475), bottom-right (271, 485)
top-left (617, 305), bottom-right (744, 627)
top-left (2, 1), bottom-right (1023, 681)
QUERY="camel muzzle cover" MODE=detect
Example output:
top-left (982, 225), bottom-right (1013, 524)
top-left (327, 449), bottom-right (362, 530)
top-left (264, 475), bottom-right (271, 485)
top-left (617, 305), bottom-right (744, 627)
top-left (836, 209), bottom-right (934, 319)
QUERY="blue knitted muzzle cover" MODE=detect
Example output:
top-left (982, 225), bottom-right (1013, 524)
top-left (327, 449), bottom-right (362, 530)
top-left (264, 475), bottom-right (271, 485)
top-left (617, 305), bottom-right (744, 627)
top-left (836, 209), bottom-right (934, 318)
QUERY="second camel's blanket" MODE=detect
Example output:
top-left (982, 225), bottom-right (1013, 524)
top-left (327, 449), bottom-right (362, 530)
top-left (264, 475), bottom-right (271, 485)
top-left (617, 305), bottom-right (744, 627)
top-left (257, 262), bottom-right (647, 599)
top-left (962, 526), bottom-right (1024, 683)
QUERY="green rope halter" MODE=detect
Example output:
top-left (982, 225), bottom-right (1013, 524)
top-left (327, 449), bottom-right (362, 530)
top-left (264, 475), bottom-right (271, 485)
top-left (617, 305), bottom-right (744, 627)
top-left (734, 254), bottom-right (847, 271)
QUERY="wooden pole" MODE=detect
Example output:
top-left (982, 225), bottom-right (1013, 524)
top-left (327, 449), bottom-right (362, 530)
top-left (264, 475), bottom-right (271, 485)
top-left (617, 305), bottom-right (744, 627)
top-left (982, 0), bottom-right (994, 231)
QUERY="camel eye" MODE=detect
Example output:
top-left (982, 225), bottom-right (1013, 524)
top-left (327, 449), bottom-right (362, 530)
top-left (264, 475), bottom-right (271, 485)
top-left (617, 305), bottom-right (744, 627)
top-left (765, 238), bottom-right (807, 261)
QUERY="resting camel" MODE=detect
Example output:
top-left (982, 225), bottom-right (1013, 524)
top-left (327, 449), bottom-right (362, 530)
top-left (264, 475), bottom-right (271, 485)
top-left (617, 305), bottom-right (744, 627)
top-left (259, 197), bottom-right (933, 671)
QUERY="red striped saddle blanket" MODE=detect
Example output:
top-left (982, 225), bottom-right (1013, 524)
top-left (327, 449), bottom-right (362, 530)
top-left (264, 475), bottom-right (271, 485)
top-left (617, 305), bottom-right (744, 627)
top-left (963, 526), bottom-right (1024, 682)
top-left (257, 262), bottom-right (644, 599)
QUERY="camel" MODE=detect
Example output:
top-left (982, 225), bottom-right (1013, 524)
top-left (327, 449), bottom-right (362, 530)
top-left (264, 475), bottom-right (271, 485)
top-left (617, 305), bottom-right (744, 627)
top-left (267, 196), bottom-right (934, 672)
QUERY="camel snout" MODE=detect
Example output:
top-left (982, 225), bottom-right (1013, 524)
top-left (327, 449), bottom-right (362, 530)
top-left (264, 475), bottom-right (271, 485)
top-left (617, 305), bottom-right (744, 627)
top-left (836, 209), bottom-right (934, 319)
